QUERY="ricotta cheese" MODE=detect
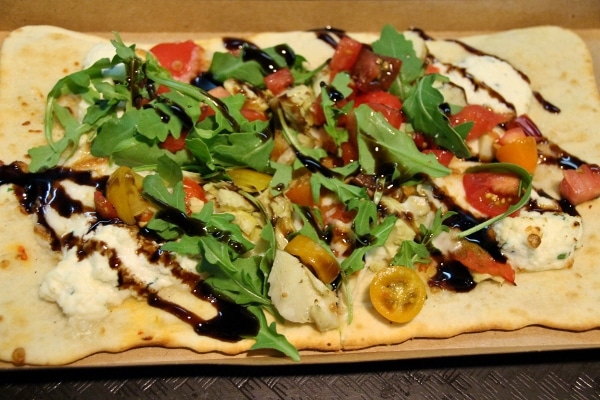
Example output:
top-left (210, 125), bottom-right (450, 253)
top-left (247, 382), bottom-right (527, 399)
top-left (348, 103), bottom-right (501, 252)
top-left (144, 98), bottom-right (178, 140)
top-left (492, 211), bottom-right (583, 272)
top-left (39, 245), bottom-right (129, 320)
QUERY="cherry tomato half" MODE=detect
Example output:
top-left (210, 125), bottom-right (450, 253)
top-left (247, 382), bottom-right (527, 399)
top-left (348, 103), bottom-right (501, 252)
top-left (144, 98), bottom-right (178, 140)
top-left (369, 266), bottom-right (427, 323)
top-left (150, 41), bottom-right (204, 82)
top-left (285, 234), bottom-right (341, 284)
top-left (463, 172), bottom-right (521, 217)
top-left (182, 177), bottom-right (206, 214)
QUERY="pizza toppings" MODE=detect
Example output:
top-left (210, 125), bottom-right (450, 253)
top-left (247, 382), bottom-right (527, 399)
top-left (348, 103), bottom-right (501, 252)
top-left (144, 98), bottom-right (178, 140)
top-left (559, 164), bottom-right (600, 205)
top-left (149, 40), bottom-right (206, 83)
top-left (4, 25), bottom-right (599, 360)
top-left (369, 266), bottom-right (427, 323)
top-left (492, 211), bottom-right (582, 272)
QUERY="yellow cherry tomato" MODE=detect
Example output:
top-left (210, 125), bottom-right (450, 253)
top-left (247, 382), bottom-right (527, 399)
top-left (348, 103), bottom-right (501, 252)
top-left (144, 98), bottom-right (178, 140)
top-left (495, 136), bottom-right (538, 174)
top-left (106, 166), bottom-right (148, 225)
top-left (227, 168), bottom-right (272, 192)
top-left (285, 234), bottom-right (341, 284)
top-left (369, 266), bottom-right (427, 323)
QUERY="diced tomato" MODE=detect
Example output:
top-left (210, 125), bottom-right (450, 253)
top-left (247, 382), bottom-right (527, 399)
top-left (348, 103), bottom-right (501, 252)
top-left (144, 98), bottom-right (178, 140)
top-left (463, 172), bottom-right (521, 217)
top-left (150, 41), bottom-right (205, 83)
top-left (198, 104), bottom-right (216, 122)
top-left (352, 47), bottom-right (402, 93)
top-left (353, 90), bottom-right (403, 128)
top-left (330, 36), bottom-right (363, 75)
top-left (340, 141), bottom-right (359, 165)
top-left (208, 86), bottom-right (230, 98)
top-left (425, 63), bottom-right (440, 74)
top-left (497, 127), bottom-right (526, 145)
top-left (559, 164), bottom-right (600, 205)
top-left (160, 132), bottom-right (188, 153)
top-left (451, 105), bottom-right (511, 141)
top-left (321, 202), bottom-right (356, 225)
top-left (94, 190), bottom-right (118, 220)
top-left (354, 91), bottom-right (402, 110)
top-left (451, 240), bottom-right (515, 284)
top-left (311, 98), bottom-right (326, 126)
top-left (183, 177), bottom-right (206, 213)
top-left (363, 102), bottom-right (403, 129)
top-left (412, 132), bottom-right (427, 150)
top-left (264, 68), bottom-right (294, 96)
top-left (424, 149), bottom-right (454, 167)
top-left (285, 174), bottom-right (315, 207)
top-left (240, 108), bottom-right (268, 122)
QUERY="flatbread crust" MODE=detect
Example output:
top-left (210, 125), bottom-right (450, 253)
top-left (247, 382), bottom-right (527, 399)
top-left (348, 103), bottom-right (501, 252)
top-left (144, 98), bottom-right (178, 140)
top-left (0, 25), bottom-right (599, 366)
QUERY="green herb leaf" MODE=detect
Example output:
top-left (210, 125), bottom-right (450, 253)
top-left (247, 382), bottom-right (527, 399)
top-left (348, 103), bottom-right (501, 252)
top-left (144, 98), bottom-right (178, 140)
top-left (208, 52), bottom-right (265, 87)
top-left (143, 174), bottom-right (186, 212)
top-left (354, 104), bottom-right (451, 179)
top-left (402, 74), bottom-right (472, 159)
top-left (392, 240), bottom-right (431, 268)
top-left (372, 25), bottom-right (424, 97)
top-left (247, 306), bottom-right (300, 361)
top-left (269, 161), bottom-right (293, 196)
top-left (341, 215), bottom-right (397, 275)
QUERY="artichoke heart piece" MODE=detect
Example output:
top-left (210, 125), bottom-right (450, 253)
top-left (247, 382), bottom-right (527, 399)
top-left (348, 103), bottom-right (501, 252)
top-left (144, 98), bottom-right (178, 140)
top-left (268, 250), bottom-right (339, 332)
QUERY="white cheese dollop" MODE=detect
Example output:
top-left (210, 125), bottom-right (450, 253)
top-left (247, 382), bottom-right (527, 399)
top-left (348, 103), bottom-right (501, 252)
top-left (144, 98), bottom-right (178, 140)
top-left (492, 211), bottom-right (583, 272)
top-left (39, 246), bottom-right (129, 320)
top-left (39, 222), bottom-right (183, 320)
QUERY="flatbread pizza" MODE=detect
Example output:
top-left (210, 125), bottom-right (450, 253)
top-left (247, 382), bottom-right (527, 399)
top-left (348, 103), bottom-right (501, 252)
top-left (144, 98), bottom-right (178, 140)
top-left (0, 25), bottom-right (599, 366)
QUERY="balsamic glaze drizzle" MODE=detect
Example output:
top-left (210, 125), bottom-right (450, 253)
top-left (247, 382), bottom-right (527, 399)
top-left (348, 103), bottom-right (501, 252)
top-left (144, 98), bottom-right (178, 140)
top-left (0, 162), bottom-right (258, 341)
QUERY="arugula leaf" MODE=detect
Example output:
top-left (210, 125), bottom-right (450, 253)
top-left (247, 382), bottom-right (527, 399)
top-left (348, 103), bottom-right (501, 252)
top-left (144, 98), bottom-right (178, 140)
top-left (269, 161), bottom-right (293, 196)
top-left (402, 74), bottom-right (472, 159)
top-left (341, 215), bottom-right (397, 275)
top-left (29, 58), bottom-right (112, 171)
top-left (392, 208), bottom-right (455, 268)
top-left (110, 33), bottom-right (137, 60)
top-left (208, 51), bottom-right (265, 87)
top-left (320, 73), bottom-right (352, 147)
top-left (372, 24), bottom-right (424, 98)
top-left (392, 240), bottom-right (431, 268)
top-left (29, 104), bottom-right (94, 172)
top-left (354, 104), bottom-right (451, 179)
top-left (292, 204), bottom-right (327, 246)
top-left (143, 174), bottom-right (186, 212)
top-left (309, 173), bottom-right (368, 205)
top-left (347, 198), bottom-right (378, 238)
top-left (186, 130), bottom-right (274, 173)
top-left (156, 155), bottom-right (183, 187)
top-left (276, 108), bottom-right (328, 161)
top-left (201, 241), bottom-right (269, 306)
top-left (247, 305), bottom-right (300, 361)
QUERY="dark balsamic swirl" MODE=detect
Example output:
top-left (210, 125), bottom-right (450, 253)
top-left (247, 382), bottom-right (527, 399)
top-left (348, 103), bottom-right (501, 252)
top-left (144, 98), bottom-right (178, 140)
top-left (0, 162), bottom-right (258, 341)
